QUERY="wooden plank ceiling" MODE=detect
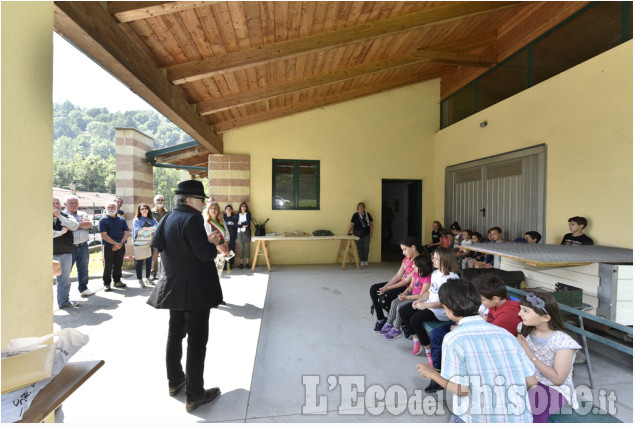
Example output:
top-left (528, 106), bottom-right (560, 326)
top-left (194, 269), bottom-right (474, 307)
top-left (54, 1), bottom-right (588, 160)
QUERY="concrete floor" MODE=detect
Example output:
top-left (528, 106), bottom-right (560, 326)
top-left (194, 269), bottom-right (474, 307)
top-left (52, 263), bottom-right (632, 423)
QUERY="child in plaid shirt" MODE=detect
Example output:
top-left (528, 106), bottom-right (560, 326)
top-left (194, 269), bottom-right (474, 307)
top-left (417, 278), bottom-right (536, 423)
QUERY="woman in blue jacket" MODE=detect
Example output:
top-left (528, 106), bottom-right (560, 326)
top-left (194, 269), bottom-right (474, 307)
top-left (133, 203), bottom-right (158, 287)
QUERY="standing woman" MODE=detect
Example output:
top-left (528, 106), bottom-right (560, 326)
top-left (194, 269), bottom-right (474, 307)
top-left (348, 202), bottom-right (374, 267)
top-left (237, 202), bottom-right (252, 269)
top-left (203, 202), bottom-right (230, 279)
top-left (224, 205), bottom-right (238, 269)
top-left (133, 203), bottom-right (158, 288)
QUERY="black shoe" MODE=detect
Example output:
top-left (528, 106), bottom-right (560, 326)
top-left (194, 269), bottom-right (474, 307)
top-left (373, 319), bottom-right (387, 332)
top-left (113, 281), bottom-right (127, 288)
top-left (425, 380), bottom-right (443, 393)
top-left (239, 264), bottom-right (244, 269)
top-left (104, 285), bottom-right (112, 292)
top-left (185, 387), bottom-right (221, 412)
top-left (169, 380), bottom-right (185, 396)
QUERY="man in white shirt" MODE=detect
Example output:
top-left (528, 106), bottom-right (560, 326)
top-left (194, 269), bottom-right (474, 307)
top-left (64, 195), bottom-right (95, 297)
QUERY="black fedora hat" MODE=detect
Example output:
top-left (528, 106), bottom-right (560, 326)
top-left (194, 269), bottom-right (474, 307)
top-left (174, 180), bottom-right (208, 198)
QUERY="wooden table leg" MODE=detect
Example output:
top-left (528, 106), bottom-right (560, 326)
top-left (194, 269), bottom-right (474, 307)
top-left (263, 241), bottom-right (271, 272)
top-left (350, 240), bottom-right (361, 269)
top-left (251, 240), bottom-right (261, 272)
top-left (341, 240), bottom-right (350, 269)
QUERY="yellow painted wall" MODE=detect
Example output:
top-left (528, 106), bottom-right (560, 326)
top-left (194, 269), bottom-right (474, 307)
top-left (223, 81), bottom-right (440, 264)
top-left (433, 41), bottom-right (633, 248)
top-left (1, 2), bottom-right (54, 347)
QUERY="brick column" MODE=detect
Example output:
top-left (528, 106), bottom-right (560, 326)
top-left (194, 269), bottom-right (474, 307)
top-left (208, 155), bottom-right (250, 205)
top-left (115, 128), bottom-right (154, 256)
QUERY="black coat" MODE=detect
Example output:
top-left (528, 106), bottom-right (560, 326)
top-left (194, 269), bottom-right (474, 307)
top-left (147, 205), bottom-right (223, 310)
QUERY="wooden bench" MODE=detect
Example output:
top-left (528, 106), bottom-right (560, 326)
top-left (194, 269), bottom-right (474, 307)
top-left (423, 320), bottom-right (452, 334)
top-left (18, 360), bottom-right (104, 423)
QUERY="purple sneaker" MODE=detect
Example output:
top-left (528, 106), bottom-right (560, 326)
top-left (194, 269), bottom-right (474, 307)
top-left (379, 323), bottom-right (393, 335)
top-left (385, 327), bottom-right (402, 340)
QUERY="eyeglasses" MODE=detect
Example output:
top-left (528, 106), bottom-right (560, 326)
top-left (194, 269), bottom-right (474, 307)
top-left (192, 196), bottom-right (206, 202)
top-left (155, 199), bottom-right (164, 202)
top-left (140, 207), bottom-right (149, 210)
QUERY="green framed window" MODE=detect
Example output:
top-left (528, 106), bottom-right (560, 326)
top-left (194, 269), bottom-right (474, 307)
top-left (272, 159), bottom-right (320, 210)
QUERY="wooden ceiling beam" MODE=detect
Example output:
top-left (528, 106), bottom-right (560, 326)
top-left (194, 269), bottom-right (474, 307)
top-left (54, 1), bottom-right (223, 154)
top-left (427, 31), bottom-right (499, 53)
top-left (167, 1), bottom-right (520, 85)
top-left (197, 55), bottom-right (432, 115)
top-left (154, 146), bottom-right (210, 163)
top-left (410, 49), bottom-right (497, 67)
top-left (107, 2), bottom-right (213, 23)
top-left (213, 67), bottom-right (455, 133)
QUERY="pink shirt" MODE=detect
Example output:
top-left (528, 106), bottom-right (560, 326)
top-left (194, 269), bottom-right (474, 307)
top-left (401, 257), bottom-right (414, 282)
top-left (412, 273), bottom-right (431, 295)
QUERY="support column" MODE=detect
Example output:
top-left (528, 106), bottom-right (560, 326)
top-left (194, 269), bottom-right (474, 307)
top-left (208, 154), bottom-right (250, 205)
top-left (115, 128), bottom-right (154, 256)
top-left (1, 1), bottom-right (53, 347)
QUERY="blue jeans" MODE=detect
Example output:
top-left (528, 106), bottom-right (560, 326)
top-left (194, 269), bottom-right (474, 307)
top-left (430, 322), bottom-right (455, 370)
top-left (136, 258), bottom-right (152, 279)
top-left (53, 253), bottom-right (73, 307)
top-left (71, 243), bottom-right (90, 293)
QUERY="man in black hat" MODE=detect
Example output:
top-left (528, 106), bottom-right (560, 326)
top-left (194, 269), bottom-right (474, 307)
top-left (147, 180), bottom-right (226, 412)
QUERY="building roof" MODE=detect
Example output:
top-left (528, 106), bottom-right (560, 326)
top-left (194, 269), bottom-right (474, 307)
top-left (54, 1), bottom-right (588, 156)
top-left (53, 187), bottom-right (115, 211)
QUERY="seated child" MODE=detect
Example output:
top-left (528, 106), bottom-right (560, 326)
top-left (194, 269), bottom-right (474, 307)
top-left (424, 274), bottom-right (522, 393)
top-left (524, 231), bottom-right (542, 243)
top-left (560, 216), bottom-right (594, 246)
top-left (449, 221), bottom-right (463, 251)
top-left (369, 237), bottom-right (425, 332)
top-left (455, 229), bottom-right (473, 261)
top-left (469, 226), bottom-right (504, 269)
top-left (399, 247), bottom-right (459, 362)
top-left (461, 232), bottom-right (483, 269)
top-left (440, 230), bottom-right (454, 248)
top-left (417, 278), bottom-right (537, 423)
top-left (427, 220), bottom-right (443, 252)
top-left (517, 291), bottom-right (582, 422)
top-left (379, 254), bottom-right (433, 340)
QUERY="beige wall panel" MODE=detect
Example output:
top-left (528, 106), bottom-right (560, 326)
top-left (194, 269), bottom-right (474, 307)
top-left (434, 41), bottom-right (633, 248)
top-left (1, 2), bottom-right (54, 347)
top-left (223, 81), bottom-right (440, 264)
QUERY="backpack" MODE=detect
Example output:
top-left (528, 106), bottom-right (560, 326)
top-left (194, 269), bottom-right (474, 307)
top-left (251, 218), bottom-right (269, 236)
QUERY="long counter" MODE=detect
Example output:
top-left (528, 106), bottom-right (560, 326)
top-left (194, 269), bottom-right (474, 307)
top-left (463, 243), bottom-right (633, 325)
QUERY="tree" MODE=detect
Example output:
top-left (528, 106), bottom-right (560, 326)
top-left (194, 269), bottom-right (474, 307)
top-left (153, 167), bottom-right (181, 210)
top-left (68, 109), bottom-right (90, 132)
top-left (90, 138), bottom-right (115, 159)
top-left (86, 121), bottom-right (115, 141)
top-left (86, 107), bottom-right (109, 118)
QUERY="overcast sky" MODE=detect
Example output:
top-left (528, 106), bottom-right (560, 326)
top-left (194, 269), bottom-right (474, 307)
top-left (53, 33), bottom-right (154, 112)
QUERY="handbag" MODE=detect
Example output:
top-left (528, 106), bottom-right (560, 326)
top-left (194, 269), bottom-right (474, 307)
top-left (251, 218), bottom-right (269, 236)
top-left (134, 223), bottom-right (155, 259)
top-left (134, 244), bottom-right (152, 260)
